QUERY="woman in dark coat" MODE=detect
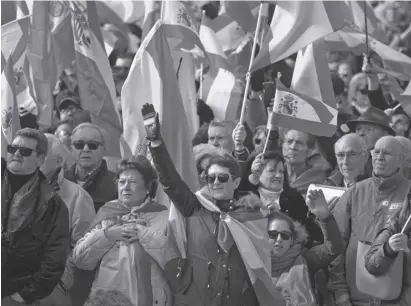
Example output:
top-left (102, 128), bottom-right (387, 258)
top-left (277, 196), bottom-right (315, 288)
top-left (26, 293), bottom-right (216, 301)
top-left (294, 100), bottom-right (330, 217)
top-left (248, 151), bottom-right (323, 243)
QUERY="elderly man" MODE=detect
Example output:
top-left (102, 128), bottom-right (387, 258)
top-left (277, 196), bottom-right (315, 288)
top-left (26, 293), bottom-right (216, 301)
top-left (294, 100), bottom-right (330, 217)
top-left (64, 123), bottom-right (117, 213)
top-left (39, 134), bottom-right (96, 306)
top-left (326, 134), bottom-right (369, 188)
top-left (332, 136), bottom-right (411, 305)
top-left (346, 106), bottom-right (395, 177)
top-left (2, 128), bottom-right (69, 305)
top-left (396, 136), bottom-right (411, 179)
top-left (282, 129), bottom-right (328, 196)
top-left (64, 123), bottom-right (116, 306)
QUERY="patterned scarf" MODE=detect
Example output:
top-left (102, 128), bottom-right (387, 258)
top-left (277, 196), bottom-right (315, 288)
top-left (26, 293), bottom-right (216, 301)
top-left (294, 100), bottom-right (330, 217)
top-left (4, 170), bottom-right (40, 234)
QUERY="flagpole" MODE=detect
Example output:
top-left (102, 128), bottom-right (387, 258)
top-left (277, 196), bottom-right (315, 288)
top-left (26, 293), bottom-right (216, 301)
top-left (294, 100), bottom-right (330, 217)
top-left (239, 2), bottom-right (265, 125)
top-left (160, 0), bottom-right (165, 21)
top-left (363, 1), bottom-right (369, 56)
top-left (199, 10), bottom-right (206, 101)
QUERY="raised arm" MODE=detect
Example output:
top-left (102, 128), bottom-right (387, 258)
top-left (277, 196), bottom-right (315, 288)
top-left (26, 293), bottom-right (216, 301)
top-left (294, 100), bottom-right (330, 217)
top-left (142, 103), bottom-right (200, 217)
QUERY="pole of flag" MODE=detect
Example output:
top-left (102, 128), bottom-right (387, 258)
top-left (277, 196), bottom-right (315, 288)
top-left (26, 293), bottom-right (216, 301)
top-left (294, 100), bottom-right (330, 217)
top-left (262, 72), bottom-right (280, 155)
top-left (239, 2), bottom-right (265, 125)
top-left (393, 103), bottom-right (401, 111)
top-left (199, 63), bottom-right (204, 100)
top-left (363, 0), bottom-right (369, 56)
top-left (160, 0), bottom-right (165, 21)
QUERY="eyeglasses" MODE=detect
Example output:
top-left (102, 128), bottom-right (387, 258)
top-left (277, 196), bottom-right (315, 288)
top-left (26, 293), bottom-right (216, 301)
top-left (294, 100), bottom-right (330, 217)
top-left (206, 173), bottom-right (231, 184)
top-left (7, 145), bottom-right (35, 157)
top-left (268, 230), bottom-right (292, 241)
top-left (72, 140), bottom-right (102, 150)
top-left (358, 87), bottom-right (368, 95)
top-left (335, 152), bottom-right (363, 159)
top-left (116, 178), bottom-right (138, 187)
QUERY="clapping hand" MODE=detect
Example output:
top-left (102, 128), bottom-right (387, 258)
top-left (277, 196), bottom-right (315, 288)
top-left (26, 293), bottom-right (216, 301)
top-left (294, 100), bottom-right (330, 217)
top-left (141, 103), bottom-right (161, 141)
top-left (306, 189), bottom-right (331, 220)
top-left (388, 233), bottom-right (410, 253)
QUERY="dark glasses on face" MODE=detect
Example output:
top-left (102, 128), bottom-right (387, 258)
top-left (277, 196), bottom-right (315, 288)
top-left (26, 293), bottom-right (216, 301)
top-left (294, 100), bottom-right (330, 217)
top-left (7, 145), bottom-right (35, 157)
top-left (268, 230), bottom-right (292, 241)
top-left (72, 140), bottom-right (102, 150)
top-left (206, 173), bottom-right (231, 184)
top-left (358, 87), bottom-right (368, 95)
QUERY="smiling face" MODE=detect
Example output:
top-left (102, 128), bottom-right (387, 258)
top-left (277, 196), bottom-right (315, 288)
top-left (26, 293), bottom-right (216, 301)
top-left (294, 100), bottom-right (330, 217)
top-left (117, 169), bottom-right (148, 206)
top-left (206, 164), bottom-right (240, 201)
top-left (269, 219), bottom-right (293, 257)
top-left (259, 159), bottom-right (285, 192)
top-left (7, 136), bottom-right (43, 175)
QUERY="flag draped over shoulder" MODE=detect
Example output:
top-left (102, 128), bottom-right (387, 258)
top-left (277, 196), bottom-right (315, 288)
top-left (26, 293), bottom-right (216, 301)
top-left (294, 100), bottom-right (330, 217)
top-left (1, 15), bottom-right (37, 119)
top-left (325, 24), bottom-right (411, 81)
top-left (70, 1), bottom-right (122, 158)
top-left (121, 20), bottom-right (198, 258)
top-left (251, 1), bottom-right (345, 72)
top-left (272, 39), bottom-right (338, 137)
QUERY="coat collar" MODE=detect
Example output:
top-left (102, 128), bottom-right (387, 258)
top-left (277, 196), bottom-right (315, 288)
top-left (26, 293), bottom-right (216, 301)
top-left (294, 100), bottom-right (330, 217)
top-left (372, 169), bottom-right (405, 191)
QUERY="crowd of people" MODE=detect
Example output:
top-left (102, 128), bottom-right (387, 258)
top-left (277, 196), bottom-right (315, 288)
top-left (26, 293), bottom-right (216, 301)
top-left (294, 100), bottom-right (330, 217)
top-left (2, 1), bottom-right (411, 306)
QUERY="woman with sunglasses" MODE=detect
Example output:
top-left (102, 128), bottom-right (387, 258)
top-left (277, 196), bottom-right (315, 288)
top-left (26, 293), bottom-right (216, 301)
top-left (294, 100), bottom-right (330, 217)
top-left (269, 189), bottom-right (343, 306)
top-left (73, 156), bottom-right (174, 306)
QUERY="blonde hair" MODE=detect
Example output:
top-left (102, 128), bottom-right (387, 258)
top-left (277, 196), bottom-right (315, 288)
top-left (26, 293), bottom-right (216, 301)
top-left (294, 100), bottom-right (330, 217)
top-left (348, 72), bottom-right (368, 104)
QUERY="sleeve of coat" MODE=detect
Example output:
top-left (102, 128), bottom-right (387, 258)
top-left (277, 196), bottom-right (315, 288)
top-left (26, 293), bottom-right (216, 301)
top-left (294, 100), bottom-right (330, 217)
top-left (72, 219), bottom-right (116, 270)
top-left (149, 142), bottom-right (200, 217)
top-left (19, 196), bottom-right (70, 304)
top-left (304, 215), bottom-right (344, 273)
top-left (61, 187), bottom-right (96, 289)
top-left (326, 188), bottom-right (353, 304)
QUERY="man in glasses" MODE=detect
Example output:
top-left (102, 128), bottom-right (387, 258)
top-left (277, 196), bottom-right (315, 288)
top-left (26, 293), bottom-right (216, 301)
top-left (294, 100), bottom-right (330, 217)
top-left (38, 134), bottom-right (95, 306)
top-left (142, 103), bottom-right (275, 306)
top-left (332, 136), bottom-right (410, 306)
top-left (345, 106), bottom-right (395, 177)
top-left (64, 123), bottom-right (117, 306)
top-left (2, 128), bottom-right (70, 305)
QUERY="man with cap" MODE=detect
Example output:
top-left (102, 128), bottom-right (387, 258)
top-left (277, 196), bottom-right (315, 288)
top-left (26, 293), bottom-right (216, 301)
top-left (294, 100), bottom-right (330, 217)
top-left (331, 136), bottom-right (411, 305)
top-left (56, 90), bottom-right (92, 126)
top-left (345, 106), bottom-right (395, 177)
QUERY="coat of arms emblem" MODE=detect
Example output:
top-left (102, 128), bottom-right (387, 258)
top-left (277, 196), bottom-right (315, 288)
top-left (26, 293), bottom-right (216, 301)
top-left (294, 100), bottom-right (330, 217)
top-left (177, 8), bottom-right (192, 28)
top-left (275, 93), bottom-right (298, 117)
top-left (70, 1), bottom-right (91, 48)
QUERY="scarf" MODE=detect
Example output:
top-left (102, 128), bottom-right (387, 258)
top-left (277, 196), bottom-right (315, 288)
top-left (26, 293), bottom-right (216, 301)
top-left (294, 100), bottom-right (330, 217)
top-left (271, 243), bottom-right (317, 306)
top-left (258, 187), bottom-right (283, 210)
top-left (3, 170), bottom-right (40, 234)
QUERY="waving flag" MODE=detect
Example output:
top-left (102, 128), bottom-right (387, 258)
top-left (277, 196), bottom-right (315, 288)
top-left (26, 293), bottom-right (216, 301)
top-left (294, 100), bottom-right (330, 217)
top-left (142, 0), bottom-right (159, 40)
top-left (162, 1), bottom-right (207, 63)
top-left (70, 1), bottom-right (122, 157)
top-left (1, 15), bottom-right (37, 118)
top-left (1, 57), bottom-right (21, 156)
top-left (95, 0), bottom-right (145, 24)
top-left (121, 20), bottom-right (198, 258)
top-left (272, 39), bottom-right (338, 136)
top-left (221, 0), bottom-right (259, 34)
top-left (251, 1), bottom-right (345, 72)
top-left (403, 82), bottom-right (411, 97)
top-left (324, 25), bottom-right (411, 81)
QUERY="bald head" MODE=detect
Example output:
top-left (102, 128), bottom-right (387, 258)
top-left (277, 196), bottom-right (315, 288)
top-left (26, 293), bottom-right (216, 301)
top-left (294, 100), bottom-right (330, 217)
top-left (335, 133), bottom-right (367, 153)
top-left (372, 136), bottom-right (405, 178)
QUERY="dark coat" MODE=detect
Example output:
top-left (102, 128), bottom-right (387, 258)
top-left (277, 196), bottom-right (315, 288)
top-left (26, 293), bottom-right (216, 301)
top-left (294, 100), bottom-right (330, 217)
top-left (1, 168), bottom-right (70, 304)
top-left (64, 159), bottom-right (117, 213)
top-left (150, 143), bottom-right (261, 306)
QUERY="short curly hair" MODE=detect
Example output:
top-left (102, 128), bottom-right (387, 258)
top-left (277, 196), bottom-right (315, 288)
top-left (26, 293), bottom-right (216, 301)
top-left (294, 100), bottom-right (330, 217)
top-left (116, 155), bottom-right (158, 198)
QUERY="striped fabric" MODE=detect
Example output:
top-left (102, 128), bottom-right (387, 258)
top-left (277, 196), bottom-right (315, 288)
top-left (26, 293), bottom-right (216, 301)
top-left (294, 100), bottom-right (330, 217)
top-left (221, 0), bottom-right (259, 34)
top-left (70, 1), bottom-right (122, 157)
top-left (141, 0), bottom-right (159, 40)
top-left (251, 1), bottom-right (345, 72)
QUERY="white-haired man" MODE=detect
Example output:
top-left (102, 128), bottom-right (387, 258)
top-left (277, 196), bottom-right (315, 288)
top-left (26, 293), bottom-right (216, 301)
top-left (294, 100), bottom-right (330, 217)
top-left (39, 134), bottom-right (96, 306)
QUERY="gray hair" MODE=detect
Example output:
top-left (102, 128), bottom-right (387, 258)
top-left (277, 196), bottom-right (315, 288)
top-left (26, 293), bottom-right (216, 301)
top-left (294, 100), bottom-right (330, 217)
top-left (209, 120), bottom-right (236, 134)
top-left (71, 123), bottom-right (106, 146)
top-left (335, 133), bottom-right (367, 153)
top-left (395, 136), bottom-right (411, 159)
top-left (44, 133), bottom-right (71, 164)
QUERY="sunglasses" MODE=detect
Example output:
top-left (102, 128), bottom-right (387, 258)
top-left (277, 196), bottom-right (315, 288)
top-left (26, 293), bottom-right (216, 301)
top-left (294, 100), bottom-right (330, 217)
top-left (206, 173), bottom-right (231, 184)
top-left (358, 87), bottom-right (368, 95)
top-left (72, 140), bottom-right (102, 150)
top-left (7, 145), bottom-right (35, 157)
top-left (268, 230), bottom-right (292, 241)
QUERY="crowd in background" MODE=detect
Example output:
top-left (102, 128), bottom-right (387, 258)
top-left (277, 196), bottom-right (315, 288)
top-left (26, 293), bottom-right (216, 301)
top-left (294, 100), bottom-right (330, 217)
top-left (2, 1), bottom-right (411, 306)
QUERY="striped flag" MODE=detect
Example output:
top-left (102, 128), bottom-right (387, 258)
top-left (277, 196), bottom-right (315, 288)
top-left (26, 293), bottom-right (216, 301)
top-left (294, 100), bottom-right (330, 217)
top-left (251, 1), bottom-right (345, 72)
top-left (386, 76), bottom-right (411, 117)
top-left (1, 15), bottom-right (37, 118)
top-left (95, 0), bottom-right (145, 24)
top-left (162, 1), bottom-right (207, 63)
top-left (121, 20), bottom-right (198, 258)
top-left (324, 24), bottom-right (411, 81)
top-left (205, 68), bottom-right (243, 122)
top-left (70, 1), bottom-right (122, 157)
top-left (221, 0), bottom-right (259, 34)
top-left (271, 39), bottom-right (338, 137)
top-left (1, 57), bottom-right (21, 156)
